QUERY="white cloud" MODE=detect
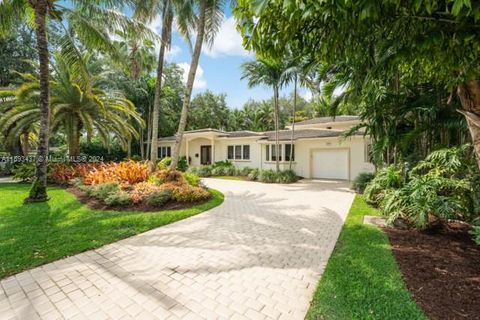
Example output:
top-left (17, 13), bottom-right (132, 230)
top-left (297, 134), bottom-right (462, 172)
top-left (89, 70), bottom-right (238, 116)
top-left (202, 16), bottom-right (253, 58)
top-left (300, 89), bottom-right (313, 102)
top-left (178, 62), bottom-right (207, 89)
top-left (148, 14), bottom-right (163, 35)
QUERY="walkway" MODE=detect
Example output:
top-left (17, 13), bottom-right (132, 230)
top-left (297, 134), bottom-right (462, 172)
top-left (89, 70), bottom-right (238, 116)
top-left (0, 179), bottom-right (355, 320)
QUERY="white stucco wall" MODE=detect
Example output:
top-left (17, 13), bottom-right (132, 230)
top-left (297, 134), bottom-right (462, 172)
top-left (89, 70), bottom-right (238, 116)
top-left (158, 135), bottom-right (374, 180)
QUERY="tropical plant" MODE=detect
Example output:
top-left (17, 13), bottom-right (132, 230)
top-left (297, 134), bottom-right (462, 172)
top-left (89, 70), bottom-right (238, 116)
top-left (241, 58), bottom-right (294, 171)
top-left (146, 190), bottom-right (172, 207)
top-left (234, 0), bottom-right (480, 171)
top-left (352, 172), bottom-right (375, 194)
top-left (0, 54), bottom-right (144, 157)
top-left (170, 0), bottom-right (226, 169)
top-left (364, 165), bottom-right (404, 205)
top-left (0, 0), bottom-right (153, 201)
top-left (83, 161), bottom-right (149, 186)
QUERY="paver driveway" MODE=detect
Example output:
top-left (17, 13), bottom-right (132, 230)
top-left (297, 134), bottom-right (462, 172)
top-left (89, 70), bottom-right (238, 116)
top-left (0, 179), bottom-right (355, 320)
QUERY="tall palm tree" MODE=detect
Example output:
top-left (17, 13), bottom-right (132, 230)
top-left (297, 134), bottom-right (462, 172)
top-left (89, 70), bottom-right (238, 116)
top-left (241, 58), bottom-right (293, 171)
top-left (170, 0), bottom-right (226, 169)
top-left (0, 53), bottom-right (144, 157)
top-left (0, 0), bottom-right (151, 201)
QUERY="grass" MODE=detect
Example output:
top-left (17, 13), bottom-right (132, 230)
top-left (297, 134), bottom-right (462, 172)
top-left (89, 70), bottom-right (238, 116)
top-left (0, 183), bottom-right (224, 280)
top-left (306, 195), bottom-right (426, 320)
top-left (211, 176), bottom-right (246, 181)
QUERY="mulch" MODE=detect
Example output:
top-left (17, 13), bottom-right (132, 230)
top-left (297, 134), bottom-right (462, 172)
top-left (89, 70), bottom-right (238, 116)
top-left (385, 222), bottom-right (480, 320)
top-left (66, 187), bottom-right (209, 212)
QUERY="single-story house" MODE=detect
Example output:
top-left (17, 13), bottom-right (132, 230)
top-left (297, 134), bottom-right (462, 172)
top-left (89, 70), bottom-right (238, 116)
top-left (157, 116), bottom-right (375, 180)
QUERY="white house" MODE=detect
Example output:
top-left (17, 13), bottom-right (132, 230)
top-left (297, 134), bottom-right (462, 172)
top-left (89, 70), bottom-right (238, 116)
top-left (157, 116), bottom-right (375, 180)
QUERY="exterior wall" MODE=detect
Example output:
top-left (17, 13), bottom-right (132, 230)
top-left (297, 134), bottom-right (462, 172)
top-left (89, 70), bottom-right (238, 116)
top-left (187, 138), bottom-right (213, 167)
top-left (214, 138), bottom-right (262, 169)
top-left (294, 136), bottom-right (374, 179)
top-left (158, 135), bottom-right (375, 181)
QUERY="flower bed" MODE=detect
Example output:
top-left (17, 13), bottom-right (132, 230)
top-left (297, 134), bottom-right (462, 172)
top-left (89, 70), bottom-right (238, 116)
top-left (48, 161), bottom-right (211, 211)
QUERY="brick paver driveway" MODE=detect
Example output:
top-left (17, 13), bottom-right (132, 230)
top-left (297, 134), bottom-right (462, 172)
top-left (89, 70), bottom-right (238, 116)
top-left (1, 179), bottom-right (355, 320)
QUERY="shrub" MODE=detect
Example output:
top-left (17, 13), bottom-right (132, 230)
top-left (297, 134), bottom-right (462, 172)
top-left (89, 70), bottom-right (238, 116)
top-left (88, 182), bottom-right (119, 200)
top-left (276, 170), bottom-right (298, 183)
top-left (146, 190), bottom-right (172, 207)
top-left (239, 167), bottom-right (254, 176)
top-left (247, 168), bottom-right (259, 181)
top-left (352, 172), bottom-right (375, 193)
top-left (364, 165), bottom-right (403, 205)
top-left (49, 162), bottom-right (102, 184)
top-left (104, 190), bottom-right (133, 206)
top-left (150, 169), bottom-right (184, 185)
top-left (472, 226), bottom-right (480, 245)
top-left (157, 157), bottom-right (172, 170)
top-left (196, 166), bottom-right (212, 177)
top-left (212, 160), bottom-right (234, 169)
top-left (177, 156), bottom-right (189, 172)
top-left (184, 172), bottom-right (201, 186)
top-left (382, 174), bottom-right (471, 228)
top-left (258, 169), bottom-right (277, 183)
top-left (211, 166), bottom-right (226, 176)
top-left (171, 185), bottom-right (211, 202)
top-left (12, 163), bottom-right (35, 182)
top-left (224, 166), bottom-right (237, 176)
top-left (130, 182), bottom-right (161, 204)
top-left (83, 160), bottom-right (149, 186)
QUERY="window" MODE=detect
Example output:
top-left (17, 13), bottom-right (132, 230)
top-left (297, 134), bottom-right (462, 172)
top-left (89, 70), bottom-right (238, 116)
top-left (243, 145), bottom-right (250, 160)
top-left (159, 146), bottom-right (171, 158)
top-left (285, 144), bottom-right (295, 161)
top-left (271, 144), bottom-right (282, 161)
top-left (235, 145), bottom-right (242, 159)
top-left (227, 144), bottom-right (250, 160)
top-left (265, 144), bottom-right (294, 162)
top-left (227, 146), bottom-right (234, 160)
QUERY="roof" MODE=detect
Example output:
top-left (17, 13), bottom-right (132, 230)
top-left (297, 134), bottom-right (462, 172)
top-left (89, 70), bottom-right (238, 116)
top-left (261, 129), bottom-right (353, 141)
top-left (219, 131), bottom-right (264, 138)
top-left (293, 115), bottom-right (360, 126)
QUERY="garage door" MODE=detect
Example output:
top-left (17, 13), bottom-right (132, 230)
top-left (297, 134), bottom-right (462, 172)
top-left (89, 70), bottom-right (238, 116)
top-left (312, 149), bottom-right (349, 180)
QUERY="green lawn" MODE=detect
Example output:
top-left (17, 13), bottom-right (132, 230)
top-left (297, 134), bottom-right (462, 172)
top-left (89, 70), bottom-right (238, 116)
top-left (306, 196), bottom-right (426, 320)
top-left (0, 183), bottom-right (223, 279)
top-left (211, 176), bottom-right (246, 181)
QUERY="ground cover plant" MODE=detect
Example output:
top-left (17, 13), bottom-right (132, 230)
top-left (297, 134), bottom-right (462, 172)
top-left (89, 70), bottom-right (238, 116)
top-left (0, 183), bottom-right (223, 279)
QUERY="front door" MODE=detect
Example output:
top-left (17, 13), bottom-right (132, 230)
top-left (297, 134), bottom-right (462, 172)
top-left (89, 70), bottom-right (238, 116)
top-left (200, 145), bottom-right (212, 165)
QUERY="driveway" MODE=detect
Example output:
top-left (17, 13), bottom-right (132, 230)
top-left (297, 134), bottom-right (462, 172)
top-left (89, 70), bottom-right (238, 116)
top-left (0, 179), bottom-right (355, 320)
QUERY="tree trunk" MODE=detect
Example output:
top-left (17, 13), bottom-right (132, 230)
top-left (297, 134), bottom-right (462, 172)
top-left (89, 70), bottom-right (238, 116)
top-left (457, 80), bottom-right (480, 170)
top-left (140, 127), bottom-right (144, 159)
top-left (21, 131), bottom-right (29, 156)
top-left (170, 0), bottom-right (206, 169)
top-left (289, 76), bottom-right (297, 171)
top-left (273, 85), bottom-right (280, 172)
top-left (27, 0), bottom-right (50, 202)
top-left (150, 1), bottom-right (173, 171)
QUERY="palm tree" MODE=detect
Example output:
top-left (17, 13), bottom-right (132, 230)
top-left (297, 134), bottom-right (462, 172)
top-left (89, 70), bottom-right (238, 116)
top-left (0, 0), bottom-right (151, 201)
top-left (0, 53), bottom-right (144, 157)
top-left (241, 58), bottom-right (293, 171)
top-left (170, 0), bottom-right (226, 169)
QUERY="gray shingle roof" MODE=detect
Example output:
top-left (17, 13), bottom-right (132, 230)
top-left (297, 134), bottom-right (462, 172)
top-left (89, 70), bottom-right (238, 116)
top-left (261, 129), bottom-right (349, 141)
top-left (294, 115), bottom-right (359, 126)
top-left (219, 131), bottom-right (265, 138)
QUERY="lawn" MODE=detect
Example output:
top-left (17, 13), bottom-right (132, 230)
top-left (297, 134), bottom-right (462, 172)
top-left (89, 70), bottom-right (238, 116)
top-left (306, 196), bottom-right (426, 320)
top-left (211, 176), bottom-right (246, 181)
top-left (0, 183), bottom-right (223, 280)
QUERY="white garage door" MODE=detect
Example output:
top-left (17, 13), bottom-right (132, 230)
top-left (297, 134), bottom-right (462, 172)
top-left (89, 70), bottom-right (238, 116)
top-left (312, 149), bottom-right (349, 180)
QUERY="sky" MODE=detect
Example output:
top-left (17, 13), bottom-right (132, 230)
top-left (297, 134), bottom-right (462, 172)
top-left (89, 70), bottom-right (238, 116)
top-left (148, 9), bottom-right (312, 109)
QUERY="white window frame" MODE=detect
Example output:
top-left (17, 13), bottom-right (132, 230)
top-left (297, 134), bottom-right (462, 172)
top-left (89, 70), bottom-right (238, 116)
top-left (265, 143), bottom-right (295, 162)
top-left (159, 146), bottom-right (171, 158)
top-left (227, 144), bottom-right (250, 161)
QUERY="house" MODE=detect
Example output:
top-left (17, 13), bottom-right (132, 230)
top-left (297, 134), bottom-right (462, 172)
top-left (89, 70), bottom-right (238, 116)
top-left (157, 116), bottom-right (375, 180)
